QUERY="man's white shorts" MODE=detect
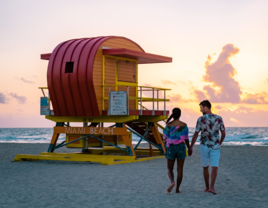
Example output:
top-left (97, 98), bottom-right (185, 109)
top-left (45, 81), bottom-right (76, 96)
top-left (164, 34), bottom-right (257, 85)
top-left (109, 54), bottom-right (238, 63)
top-left (200, 144), bottom-right (220, 167)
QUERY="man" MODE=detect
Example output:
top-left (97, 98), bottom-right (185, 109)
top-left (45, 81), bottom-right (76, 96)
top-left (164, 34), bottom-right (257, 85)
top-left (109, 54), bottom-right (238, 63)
top-left (190, 100), bottom-right (226, 195)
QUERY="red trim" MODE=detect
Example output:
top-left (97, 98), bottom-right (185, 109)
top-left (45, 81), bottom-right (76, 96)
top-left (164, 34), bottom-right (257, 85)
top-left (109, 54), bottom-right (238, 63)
top-left (103, 48), bottom-right (172, 64)
top-left (102, 110), bottom-right (169, 116)
top-left (41, 53), bottom-right (51, 60)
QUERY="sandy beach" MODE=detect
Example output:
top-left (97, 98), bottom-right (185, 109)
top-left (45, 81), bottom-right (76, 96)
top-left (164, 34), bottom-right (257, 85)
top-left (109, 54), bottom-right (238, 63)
top-left (0, 143), bottom-right (268, 208)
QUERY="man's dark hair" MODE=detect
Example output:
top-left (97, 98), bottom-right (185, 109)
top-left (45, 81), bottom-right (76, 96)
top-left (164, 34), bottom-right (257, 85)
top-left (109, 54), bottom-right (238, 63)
top-left (199, 100), bottom-right (211, 109)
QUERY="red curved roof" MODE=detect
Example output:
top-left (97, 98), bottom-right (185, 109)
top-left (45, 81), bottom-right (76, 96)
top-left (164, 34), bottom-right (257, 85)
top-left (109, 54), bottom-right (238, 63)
top-left (47, 36), bottom-right (144, 117)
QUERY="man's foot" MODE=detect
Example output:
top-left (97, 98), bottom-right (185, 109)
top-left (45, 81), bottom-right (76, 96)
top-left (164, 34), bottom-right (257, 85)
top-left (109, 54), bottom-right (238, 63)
top-left (167, 182), bottom-right (175, 193)
top-left (203, 188), bottom-right (210, 193)
top-left (175, 190), bottom-right (181, 193)
top-left (209, 187), bottom-right (217, 195)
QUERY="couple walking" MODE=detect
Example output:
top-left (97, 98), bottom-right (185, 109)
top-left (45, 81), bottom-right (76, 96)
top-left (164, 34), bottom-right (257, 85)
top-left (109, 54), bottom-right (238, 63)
top-left (163, 100), bottom-right (226, 194)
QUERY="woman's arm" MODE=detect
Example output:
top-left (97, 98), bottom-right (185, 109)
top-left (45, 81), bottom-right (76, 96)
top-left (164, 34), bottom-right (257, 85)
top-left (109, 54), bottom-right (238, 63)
top-left (185, 139), bottom-right (192, 156)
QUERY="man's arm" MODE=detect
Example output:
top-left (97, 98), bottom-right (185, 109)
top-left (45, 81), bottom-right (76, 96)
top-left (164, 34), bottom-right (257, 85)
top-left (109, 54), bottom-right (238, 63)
top-left (191, 132), bottom-right (199, 148)
top-left (219, 130), bottom-right (226, 145)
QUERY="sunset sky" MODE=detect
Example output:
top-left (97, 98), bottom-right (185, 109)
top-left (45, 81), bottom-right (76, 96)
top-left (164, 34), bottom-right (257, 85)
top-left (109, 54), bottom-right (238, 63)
top-left (0, 0), bottom-right (268, 127)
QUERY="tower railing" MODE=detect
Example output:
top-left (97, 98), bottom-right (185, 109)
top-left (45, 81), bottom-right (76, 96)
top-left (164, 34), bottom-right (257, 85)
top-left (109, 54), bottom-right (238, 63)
top-left (102, 84), bottom-right (170, 116)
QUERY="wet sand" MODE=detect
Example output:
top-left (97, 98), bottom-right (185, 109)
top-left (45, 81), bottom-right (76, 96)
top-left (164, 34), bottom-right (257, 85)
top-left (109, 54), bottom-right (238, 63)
top-left (0, 143), bottom-right (268, 208)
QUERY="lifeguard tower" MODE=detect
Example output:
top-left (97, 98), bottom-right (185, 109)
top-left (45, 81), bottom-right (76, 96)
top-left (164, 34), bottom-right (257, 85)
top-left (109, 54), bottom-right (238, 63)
top-left (15, 36), bottom-right (172, 165)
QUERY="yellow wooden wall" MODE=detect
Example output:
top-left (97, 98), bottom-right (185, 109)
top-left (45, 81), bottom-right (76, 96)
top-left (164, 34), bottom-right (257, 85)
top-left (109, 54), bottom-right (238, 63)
top-left (93, 38), bottom-right (143, 114)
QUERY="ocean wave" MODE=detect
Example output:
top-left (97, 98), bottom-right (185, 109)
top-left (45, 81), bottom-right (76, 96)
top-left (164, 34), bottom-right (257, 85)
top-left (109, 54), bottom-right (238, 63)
top-left (222, 141), bottom-right (268, 146)
top-left (0, 128), bottom-right (268, 146)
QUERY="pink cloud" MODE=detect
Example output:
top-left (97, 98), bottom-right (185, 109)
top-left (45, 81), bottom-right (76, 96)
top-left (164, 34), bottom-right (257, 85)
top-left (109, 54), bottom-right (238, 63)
top-left (215, 105), bottom-right (222, 110)
top-left (9, 93), bottom-right (27, 104)
top-left (194, 89), bottom-right (207, 101)
top-left (173, 107), bottom-right (268, 127)
top-left (194, 44), bottom-right (268, 104)
top-left (0, 92), bottom-right (9, 104)
top-left (217, 106), bottom-right (268, 127)
top-left (20, 77), bottom-right (35, 84)
top-left (200, 44), bottom-right (241, 103)
top-left (15, 77), bottom-right (35, 84)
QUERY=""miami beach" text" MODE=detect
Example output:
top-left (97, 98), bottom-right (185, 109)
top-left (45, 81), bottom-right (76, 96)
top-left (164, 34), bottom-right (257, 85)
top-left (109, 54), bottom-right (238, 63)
top-left (65, 127), bottom-right (114, 135)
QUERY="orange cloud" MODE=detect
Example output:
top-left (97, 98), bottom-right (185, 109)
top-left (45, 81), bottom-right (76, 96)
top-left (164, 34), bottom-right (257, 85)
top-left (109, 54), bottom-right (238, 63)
top-left (161, 80), bottom-right (176, 86)
top-left (241, 92), bottom-right (268, 104)
top-left (168, 94), bottom-right (194, 103)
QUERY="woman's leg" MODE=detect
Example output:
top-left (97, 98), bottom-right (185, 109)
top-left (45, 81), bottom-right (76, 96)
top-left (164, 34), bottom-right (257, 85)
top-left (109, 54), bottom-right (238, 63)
top-left (176, 158), bottom-right (185, 193)
top-left (167, 158), bottom-right (175, 183)
top-left (167, 158), bottom-right (176, 192)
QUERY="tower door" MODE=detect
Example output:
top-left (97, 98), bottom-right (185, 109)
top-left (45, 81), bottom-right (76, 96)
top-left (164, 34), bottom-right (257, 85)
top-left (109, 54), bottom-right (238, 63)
top-left (117, 59), bottom-right (137, 83)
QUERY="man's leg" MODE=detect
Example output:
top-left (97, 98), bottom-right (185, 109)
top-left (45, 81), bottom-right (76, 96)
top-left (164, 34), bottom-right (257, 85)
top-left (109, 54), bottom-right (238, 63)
top-left (176, 158), bottom-right (185, 193)
top-left (210, 167), bottom-right (218, 194)
top-left (200, 144), bottom-right (210, 192)
top-left (209, 149), bottom-right (220, 194)
top-left (203, 166), bottom-right (210, 192)
top-left (167, 158), bottom-right (176, 192)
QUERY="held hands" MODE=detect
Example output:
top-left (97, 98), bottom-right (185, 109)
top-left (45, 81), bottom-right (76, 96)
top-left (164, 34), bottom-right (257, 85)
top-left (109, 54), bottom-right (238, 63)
top-left (188, 147), bottom-right (193, 156)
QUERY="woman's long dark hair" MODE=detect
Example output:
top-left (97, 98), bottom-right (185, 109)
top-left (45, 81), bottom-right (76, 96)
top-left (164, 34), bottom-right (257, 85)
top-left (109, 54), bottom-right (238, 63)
top-left (166, 108), bottom-right (181, 124)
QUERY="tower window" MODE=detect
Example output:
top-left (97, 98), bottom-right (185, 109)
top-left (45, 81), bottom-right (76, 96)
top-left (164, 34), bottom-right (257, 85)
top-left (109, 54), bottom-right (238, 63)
top-left (65, 62), bottom-right (74, 73)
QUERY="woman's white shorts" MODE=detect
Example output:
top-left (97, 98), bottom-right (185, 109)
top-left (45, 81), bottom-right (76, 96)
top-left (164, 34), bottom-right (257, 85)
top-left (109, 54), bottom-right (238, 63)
top-left (200, 144), bottom-right (220, 167)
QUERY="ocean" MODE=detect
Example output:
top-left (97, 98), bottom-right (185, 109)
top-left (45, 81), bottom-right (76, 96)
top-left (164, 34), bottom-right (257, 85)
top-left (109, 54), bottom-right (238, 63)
top-left (0, 127), bottom-right (268, 146)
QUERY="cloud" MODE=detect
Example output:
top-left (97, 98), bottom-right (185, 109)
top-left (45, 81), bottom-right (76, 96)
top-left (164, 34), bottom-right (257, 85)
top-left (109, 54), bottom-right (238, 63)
top-left (194, 44), bottom-right (268, 104)
top-left (241, 92), bottom-right (268, 104)
top-left (217, 106), bottom-right (268, 127)
top-left (176, 106), bottom-right (268, 127)
top-left (161, 80), bottom-right (176, 86)
top-left (140, 83), bottom-right (166, 99)
top-left (194, 89), bottom-right (207, 101)
top-left (9, 93), bottom-right (27, 104)
top-left (21, 77), bottom-right (35, 84)
top-left (230, 118), bottom-right (238, 122)
top-left (201, 44), bottom-right (241, 103)
top-left (215, 105), bottom-right (222, 110)
top-left (168, 94), bottom-right (194, 103)
top-left (15, 76), bottom-right (35, 84)
top-left (0, 92), bottom-right (9, 104)
top-left (17, 77), bottom-right (35, 84)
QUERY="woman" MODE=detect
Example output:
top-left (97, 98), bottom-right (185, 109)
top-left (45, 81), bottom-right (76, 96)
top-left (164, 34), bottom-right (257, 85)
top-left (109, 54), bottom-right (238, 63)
top-left (163, 108), bottom-right (192, 193)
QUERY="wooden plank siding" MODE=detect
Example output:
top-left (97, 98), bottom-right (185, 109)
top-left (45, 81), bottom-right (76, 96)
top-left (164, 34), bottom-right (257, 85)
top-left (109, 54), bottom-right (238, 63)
top-left (93, 38), bottom-right (143, 114)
